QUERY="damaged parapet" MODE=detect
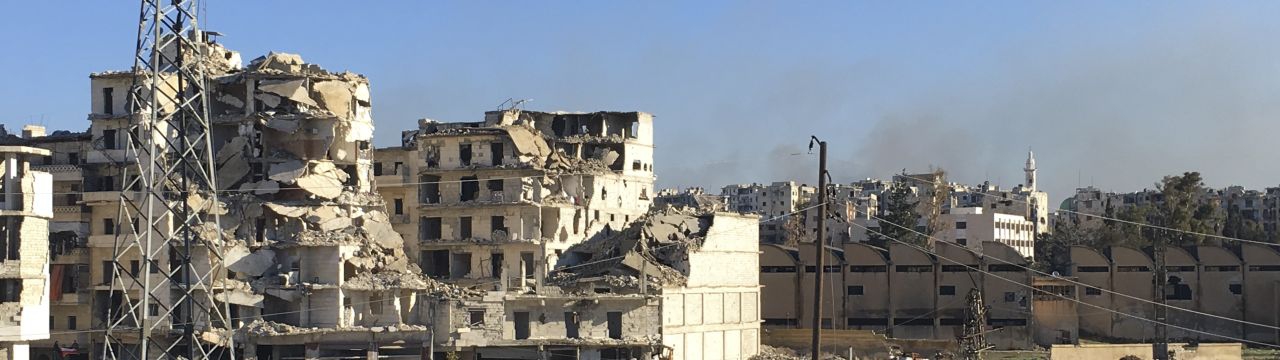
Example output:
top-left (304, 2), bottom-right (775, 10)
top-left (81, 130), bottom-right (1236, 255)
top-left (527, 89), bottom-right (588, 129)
top-left (151, 51), bottom-right (478, 349)
top-left (653, 187), bottom-right (727, 212)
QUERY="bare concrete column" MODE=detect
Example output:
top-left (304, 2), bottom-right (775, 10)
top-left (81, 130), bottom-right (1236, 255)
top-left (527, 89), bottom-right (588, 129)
top-left (305, 343), bottom-right (320, 360)
top-left (242, 338), bottom-right (257, 360)
top-left (367, 343), bottom-right (378, 360)
top-left (244, 79), bottom-right (255, 115)
top-left (3, 154), bottom-right (16, 207)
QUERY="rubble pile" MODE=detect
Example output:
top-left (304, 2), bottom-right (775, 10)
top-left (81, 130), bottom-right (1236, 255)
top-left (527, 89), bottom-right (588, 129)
top-left (154, 51), bottom-right (479, 339)
top-left (342, 271), bottom-right (483, 297)
top-left (750, 345), bottom-right (805, 360)
top-left (241, 320), bottom-right (432, 336)
top-left (551, 207), bottom-right (714, 291)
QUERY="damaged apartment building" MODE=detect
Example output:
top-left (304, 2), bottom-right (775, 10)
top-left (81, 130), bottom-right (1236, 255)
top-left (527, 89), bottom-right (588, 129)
top-left (374, 109), bottom-right (657, 288)
top-left (16, 30), bottom-right (761, 359)
top-left (372, 110), bottom-right (763, 359)
top-left (18, 33), bottom-right (477, 359)
top-left (443, 207), bottom-right (763, 359)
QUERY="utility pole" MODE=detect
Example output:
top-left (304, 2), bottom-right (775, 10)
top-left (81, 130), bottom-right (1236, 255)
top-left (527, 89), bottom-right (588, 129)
top-left (1153, 230), bottom-right (1169, 360)
top-left (808, 136), bottom-right (828, 360)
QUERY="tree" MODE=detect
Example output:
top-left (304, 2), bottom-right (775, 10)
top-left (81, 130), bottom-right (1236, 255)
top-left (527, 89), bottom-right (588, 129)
top-left (1224, 204), bottom-right (1268, 242)
top-left (781, 203), bottom-right (810, 246)
top-left (1033, 225), bottom-right (1093, 274)
top-left (1097, 204), bottom-right (1153, 248)
top-left (1155, 172), bottom-right (1220, 246)
top-left (870, 182), bottom-right (926, 248)
top-left (922, 168), bottom-right (950, 239)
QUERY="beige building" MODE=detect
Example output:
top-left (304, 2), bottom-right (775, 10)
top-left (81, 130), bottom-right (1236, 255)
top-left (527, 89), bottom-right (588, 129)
top-left (427, 209), bottom-right (761, 359)
top-left (374, 109), bottom-right (656, 289)
top-left (1066, 244), bottom-right (1280, 345)
top-left (722, 181), bottom-right (814, 244)
top-left (20, 129), bottom-right (92, 359)
top-left (759, 241), bottom-right (1035, 350)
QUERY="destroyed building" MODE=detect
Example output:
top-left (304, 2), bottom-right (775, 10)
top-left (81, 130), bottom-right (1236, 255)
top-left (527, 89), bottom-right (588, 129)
top-left (18, 33), bottom-right (477, 359)
top-left (424, 207), bottom-right (761, 359)
top-left (17, 27), bottom-right (760, 360)
top-left (653, 187), bottom-right (727, 212)
top-left (374, 110), bottom-right (656, 289)
top-left (200, 50), bottom-right (480, 359)
top-left (0, 141), bottom-right (54, 360)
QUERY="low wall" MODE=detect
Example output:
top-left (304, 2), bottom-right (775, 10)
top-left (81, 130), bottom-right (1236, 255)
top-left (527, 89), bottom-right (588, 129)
top-left (1049, 343), bottom-right (1242, 360)
top-left (761, 329), bottom-right (891, 359)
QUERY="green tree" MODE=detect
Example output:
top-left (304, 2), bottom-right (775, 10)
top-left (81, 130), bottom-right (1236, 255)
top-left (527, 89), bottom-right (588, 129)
top-left (1155, 172), bottom-right (1220, 246)
top-left (870, 183), bottom-right (926, 248)
top-left (1033, 225), bottom-right (1095, 274)
top-left (1224, 204), bottom-right (1268, 242)
top-left (1097, 204), bottom-right (1153, 248)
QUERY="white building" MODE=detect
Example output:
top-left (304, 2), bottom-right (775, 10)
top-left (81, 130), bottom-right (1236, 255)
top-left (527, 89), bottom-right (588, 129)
top-left (936, 207), bottom-right (1036, 259)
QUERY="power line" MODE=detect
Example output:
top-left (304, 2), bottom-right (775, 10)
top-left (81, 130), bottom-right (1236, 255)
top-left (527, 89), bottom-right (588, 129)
top-left (47, 202), bottom-right (825, 338)
top-left (21, 170), bottom-right (641, 197)
top-left (847, 221), bottom-right (1280, 349)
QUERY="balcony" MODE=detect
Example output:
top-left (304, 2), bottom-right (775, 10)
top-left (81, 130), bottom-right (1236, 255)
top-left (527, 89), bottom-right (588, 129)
top-left (33, 164), bottom-right (83, 182)
top-left (81, 191), bottom-right (117, 204)
top-left (54, 292), bottom-right (88, 305)
top-left (86, 149), bottom-right (135, 164)
top-left (53, 206), bottom-right (86, 222)
top-left (375, 172), bottom-right (411, 187)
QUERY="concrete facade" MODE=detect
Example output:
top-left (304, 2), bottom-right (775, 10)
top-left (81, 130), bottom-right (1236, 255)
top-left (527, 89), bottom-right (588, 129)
top-left (935, 207), bottom-right (1037, 260)
top-left (1064, 244), bottom-right (1280, 345)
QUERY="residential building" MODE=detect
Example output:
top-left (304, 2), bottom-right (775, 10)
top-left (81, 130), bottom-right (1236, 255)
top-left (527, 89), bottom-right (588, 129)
top-left (722, 182), bottom-right (814, 244)
top-left (374, 109), bottom-right (656, 290)
top-left (23, 128), bottom-right (92, 359)
top-left (935, 207), bottom-right (1037, 260)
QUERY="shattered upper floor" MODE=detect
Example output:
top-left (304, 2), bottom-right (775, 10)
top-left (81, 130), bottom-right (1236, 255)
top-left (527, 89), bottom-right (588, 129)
top-left (403, 110), bottom-right (655, 177)
top-left (549, 207), bottom-right (760, 294)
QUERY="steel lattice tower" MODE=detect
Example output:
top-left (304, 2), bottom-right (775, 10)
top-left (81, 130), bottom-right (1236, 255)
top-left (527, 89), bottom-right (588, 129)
top-left (960, 288), bottom-right (990, 360)
top-left (103, 1), bottom-right (233, 359)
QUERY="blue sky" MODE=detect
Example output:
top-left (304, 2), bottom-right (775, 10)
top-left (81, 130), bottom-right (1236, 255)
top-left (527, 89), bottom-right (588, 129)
top-left (4, 2), bottom-right (1280, 202)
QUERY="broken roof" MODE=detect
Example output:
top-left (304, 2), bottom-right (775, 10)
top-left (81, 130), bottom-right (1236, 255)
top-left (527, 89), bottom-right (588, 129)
top-left (551, 207), bottom-right (716, 291)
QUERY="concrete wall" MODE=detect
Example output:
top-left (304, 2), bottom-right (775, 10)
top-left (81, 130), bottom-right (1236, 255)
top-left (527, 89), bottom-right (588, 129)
top-left (663, 213), bottom-right (761, 360)
top-left (761, 241), bottom-right (1035, 349)
top-left (760, 245), bottom-right (800, 326)
top-left (1049, 343), bottom-right (1242, 360)
top-left (1069, 245), bottom-right (1280, 344)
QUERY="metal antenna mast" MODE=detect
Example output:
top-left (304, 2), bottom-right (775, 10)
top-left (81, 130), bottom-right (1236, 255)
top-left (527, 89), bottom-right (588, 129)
top-left (104, 1), bottom-right (232, 359)
top-left (959, 288), bottom-right (991, 360)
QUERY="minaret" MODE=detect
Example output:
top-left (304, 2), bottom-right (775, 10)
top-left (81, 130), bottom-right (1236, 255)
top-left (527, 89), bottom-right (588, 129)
top-left (1024, 150), bottom-right (1037, 191)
